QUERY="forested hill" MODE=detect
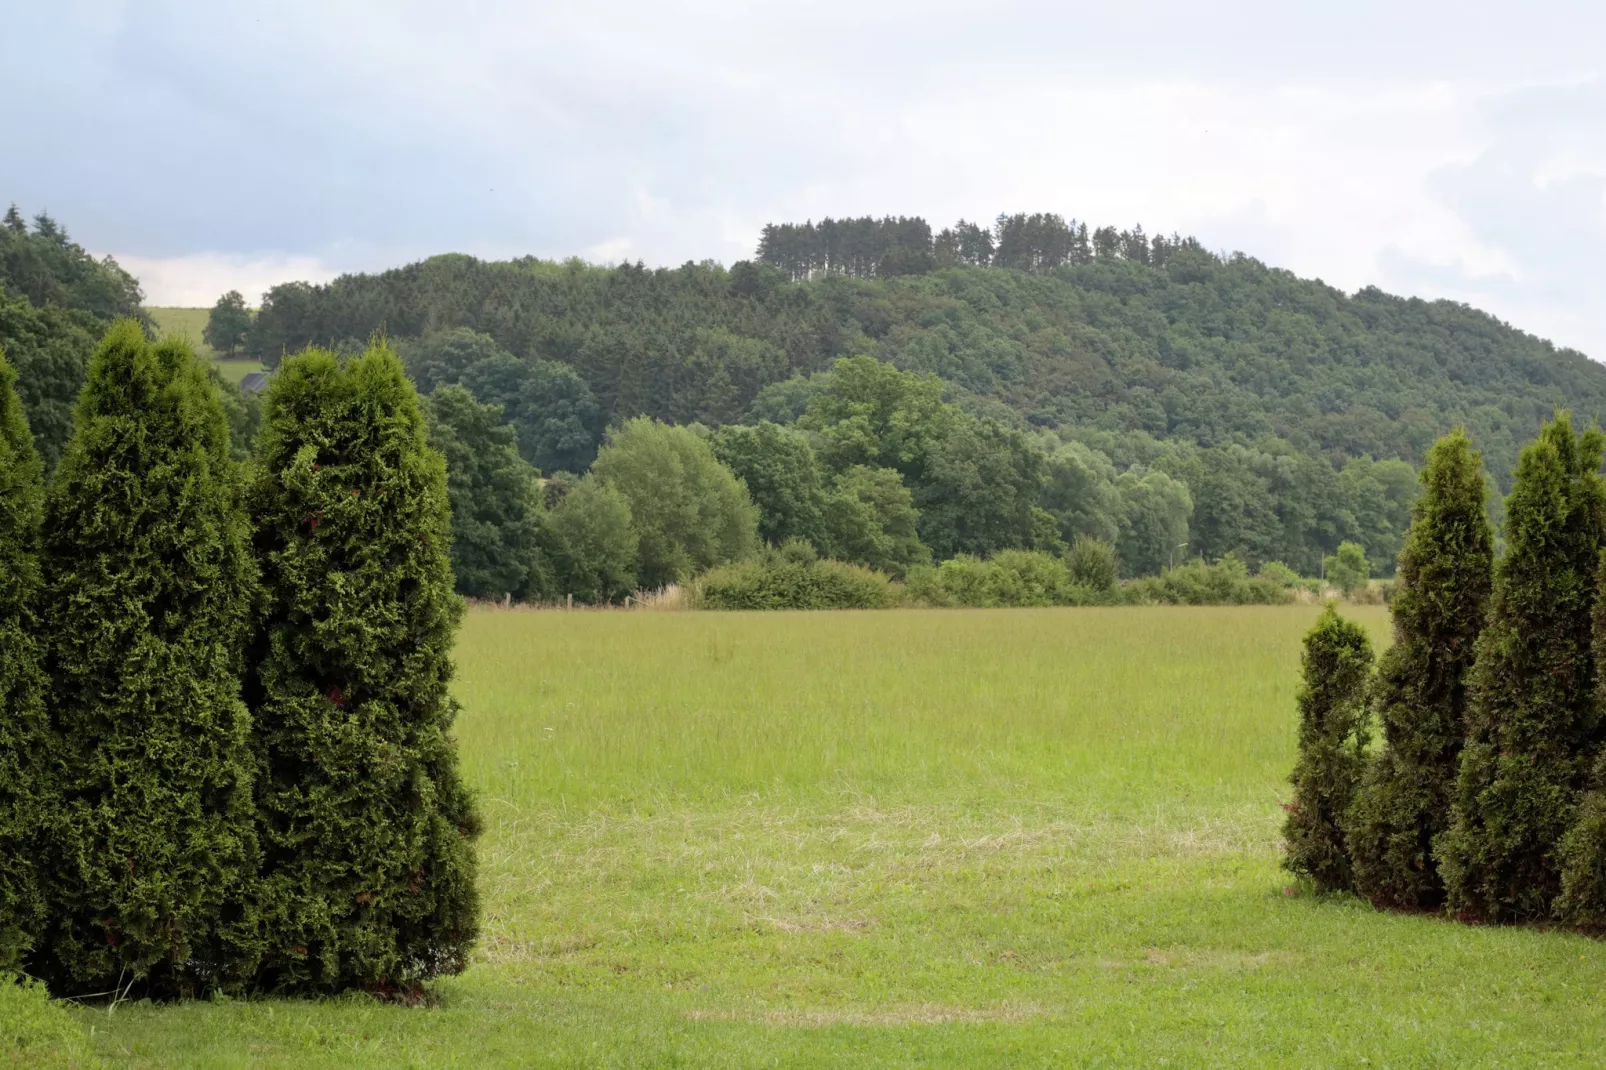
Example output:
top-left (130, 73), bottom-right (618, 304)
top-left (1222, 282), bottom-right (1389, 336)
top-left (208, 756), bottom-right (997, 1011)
top-left (245, 215), bottom-right (1606, 490)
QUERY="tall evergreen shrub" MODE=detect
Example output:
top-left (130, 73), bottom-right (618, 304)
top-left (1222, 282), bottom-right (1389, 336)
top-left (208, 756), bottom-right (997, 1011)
top-left (1439, 414), bottom-right (1606, 922)
top-left (1554, 556), bottom-right (1606, 925)
top-left (37, 323), bottom-right (259, 995)
top-left (1283, 604), bottom-right (1374, 893)
top-left (250, 343), bottom-right (480, 993)
top-left (0, 348), bottom-right (49, 971)
top-left (1347, 430), bottom-right (1493, 910)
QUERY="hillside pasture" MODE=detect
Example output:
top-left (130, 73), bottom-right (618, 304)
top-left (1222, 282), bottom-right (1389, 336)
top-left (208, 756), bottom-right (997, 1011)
top-left (19, 605), bottom-right (1606, 1066)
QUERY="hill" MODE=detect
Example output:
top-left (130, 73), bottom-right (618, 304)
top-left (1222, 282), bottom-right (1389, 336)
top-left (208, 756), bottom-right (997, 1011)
top-left (241, 219), bottom-right (1606, 494)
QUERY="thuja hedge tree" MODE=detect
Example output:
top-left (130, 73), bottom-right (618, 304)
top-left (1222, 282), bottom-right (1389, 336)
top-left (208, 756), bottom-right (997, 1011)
top-left (1347, 430), bottom-right (1493, 910)
top-left (1283, 604), bottom-right (1374, 894)
top-left (249, 342), bottom-right (480, 993)
top-left (0, 347), bottom-right (49, 971)
top-left (36, 323), bottom-right (260, 995)
top-left (1557, 563), bottom-right (1606, 925)
top-left (1439, 413), bottom-right (1606, 923)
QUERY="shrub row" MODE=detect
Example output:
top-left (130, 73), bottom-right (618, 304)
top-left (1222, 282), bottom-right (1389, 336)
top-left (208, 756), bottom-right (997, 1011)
top-left (0, 325), bottom-right (479, 998)
top-left (688, 541), bottom-right (1321, 611)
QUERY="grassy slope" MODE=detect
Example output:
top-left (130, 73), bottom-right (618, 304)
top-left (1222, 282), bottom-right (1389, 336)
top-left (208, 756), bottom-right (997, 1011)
top-left (36, 606), bottom-right (1606, 1066)
top-left (147, 307), bottom-right (263, 384)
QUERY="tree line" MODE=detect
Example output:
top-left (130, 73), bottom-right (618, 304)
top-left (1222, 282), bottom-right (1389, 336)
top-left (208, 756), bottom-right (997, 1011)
top-left (410, 343), bottom-right (1419, 604)
top-left (756, 212), bottom-right (1204, 281)
top-left (0, 326), bottom-right (477, 997)
top-left (1286, 415), bottom-right (1606, 927)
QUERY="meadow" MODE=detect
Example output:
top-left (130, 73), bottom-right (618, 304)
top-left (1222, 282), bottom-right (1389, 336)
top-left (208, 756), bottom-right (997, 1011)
top-left (16, 605), bottom-right (1606, 1067)
top-left (146, 307), bottom-right (264, 383)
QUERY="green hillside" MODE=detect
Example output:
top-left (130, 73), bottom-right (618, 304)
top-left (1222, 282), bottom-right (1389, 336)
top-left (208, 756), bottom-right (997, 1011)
top-left (241, 228), bottom-right (1606, 493)
top-left (147, 305), bottom-right (215, 358)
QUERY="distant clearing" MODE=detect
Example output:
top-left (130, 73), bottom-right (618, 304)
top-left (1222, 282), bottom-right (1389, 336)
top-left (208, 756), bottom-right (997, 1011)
top-left (148, 306), bottom-right (263, 383)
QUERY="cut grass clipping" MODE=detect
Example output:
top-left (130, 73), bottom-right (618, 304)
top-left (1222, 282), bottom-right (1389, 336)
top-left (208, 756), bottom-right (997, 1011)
top-left (15, 605), bottom-right (1606, 1066)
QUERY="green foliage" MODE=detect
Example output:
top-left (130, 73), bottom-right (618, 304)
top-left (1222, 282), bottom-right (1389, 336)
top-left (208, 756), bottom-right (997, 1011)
top-left (249, 342), bottom-right (480, 992)
top-left (37, 323), bottom-right (259, 995)
top-left (1439, 414), bottom-right (1606, 922)
top-left (1041, 441), bottom-right (1122, 546)
top-left (1113, 465), bottom-right (1192, 576)
top-left (590, 417), bottom-right (758, 589)
top-left (799, 356), bottom-right (956, 481)
top-left (1066, 535), bottom-right (1118, 592)
top-left (0, 208), bottom-right (144, 469)
top-left (542, 477), bottom-right (639, 604)
top-left (1556, 555), bottom-right (1606, 926)
top-left (906, 549), bottom-right (1103, 608)
top-left (204, 290), bottom-right (253, 358)
top-left (1340, 431), bottom-right (1493, 910)
top-left (916, 418), bottom-right (1047, 558)
top-left (1125, 555), bottom-right (1294, 605)
top-left (241, 235), bottom-right (1606, 529)
top-left (820, 465), bottom-right (929, 578)
top-left (424, 385), bottom-right (551, 601)
top-left (1255, 561), bottom-right (1303, 588)
top-left (694, 542), bottom-right (898, 610)
top-left (0, 288), bottom-right (97, 469)
top-left (211, 365), bottom-right (262, 461)
top-left (1283, 605), bottom-right (1375, 894)
top-left (711, 422), bottom-right (828, 548)
top-left (405, 328), bottom-right (605, 475)
top-left (0, 348), bottom-right (47, 973)
top-left (0, 208), bottom-right (143, 323)
top-left (1324, 541), bottom-right (1372, 595)
top-left (1344, 430), bottom-right (1493, 910)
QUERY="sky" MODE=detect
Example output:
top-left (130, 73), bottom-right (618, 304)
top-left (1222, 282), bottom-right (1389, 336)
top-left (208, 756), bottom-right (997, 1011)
top-left (5, 1), bottom-right (1605, 357)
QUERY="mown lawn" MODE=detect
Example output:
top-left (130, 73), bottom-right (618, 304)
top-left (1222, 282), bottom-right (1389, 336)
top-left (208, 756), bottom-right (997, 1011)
top-left (16, 605), bottom-right (1606, 1067)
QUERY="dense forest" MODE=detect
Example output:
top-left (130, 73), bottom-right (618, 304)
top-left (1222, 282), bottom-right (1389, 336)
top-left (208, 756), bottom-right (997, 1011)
top-left (9, 202), bottom-right (1606, 594)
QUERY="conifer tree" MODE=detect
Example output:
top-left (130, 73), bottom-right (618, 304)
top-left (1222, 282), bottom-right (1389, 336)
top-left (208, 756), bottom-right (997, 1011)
top-left (249, 343), bottom-right (480, 993)
top-left (1439, 414), bottom-right (1606, 922)
top-left (1556, 557), bottom-right (1606, 926)
top-left (1283, 604), bottom-right (1374, 893)
top-left (0, 347), bottom-right (49, 972)
top-left (37, 323), bottom-right (259, 994)
top-left (1347, 430), bottom-right (1493, 910)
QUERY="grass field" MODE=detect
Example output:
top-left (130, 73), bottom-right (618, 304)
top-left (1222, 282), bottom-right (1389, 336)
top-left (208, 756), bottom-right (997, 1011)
top-left (15, 605), bottom-right (1606, 1066)
top-left (147, 306), bottom-right (264, 384)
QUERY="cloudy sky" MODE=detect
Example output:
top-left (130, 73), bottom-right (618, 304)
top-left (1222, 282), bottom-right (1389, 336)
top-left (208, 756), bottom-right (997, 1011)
top-left (6, 1), bottom-right (1605, 356)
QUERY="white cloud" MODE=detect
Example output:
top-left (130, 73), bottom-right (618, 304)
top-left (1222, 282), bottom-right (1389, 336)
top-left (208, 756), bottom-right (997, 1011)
top-left (112, 253), bottom-right (340, 308)
top-left (10, 1), bottom-right (1606, 359)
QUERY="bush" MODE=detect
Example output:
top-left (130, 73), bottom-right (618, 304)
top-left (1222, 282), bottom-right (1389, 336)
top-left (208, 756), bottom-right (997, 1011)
top-left (1125, 555), bottom-right (1293, 605)
top-left (1256, 561), bottom-right (1302, 588)
top-left (1440, 414), bottom-right (1606, 923)
top-left (1066, 536), bottom-right (1118, 593)
top-left (37, 324), bottom-right (260, 996)
top-left (249, 343), bottom-right (480, 992)
top-left (695, 542), bottom-right (897, 610)
top-left (1283, 604), bottom-right (1375, 893)
top-left (906, 549), bottom-right (1108, 608)
top-left (0, 348), bottom-right (48, 973)
top-left (1324, 541), bottom-right (1372, 595)
top-left (1346, 429), bottom-right (1494, 911)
